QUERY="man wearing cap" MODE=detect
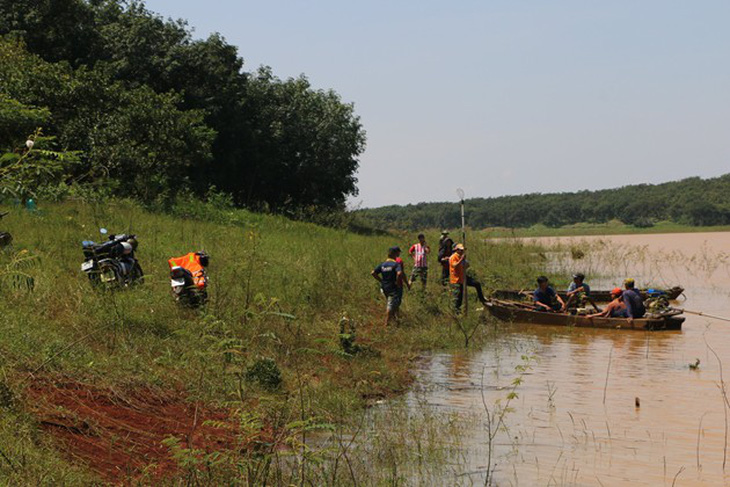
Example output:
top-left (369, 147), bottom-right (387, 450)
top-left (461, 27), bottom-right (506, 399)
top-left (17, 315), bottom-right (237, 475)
top-left (587, 288), bottom-right (626, 318)
top-left (449, 243), bottom-right (488, 312)
top-left (438, 231), bottom-right (454, 286)
top-left (623, 278), bottom-right (646, 324)
top-left (371, 246), bottom-right (406, 326)
top-left (564, 273), bottom-right (599, 311)
top-left (408, 233), bottom-right (430, 289)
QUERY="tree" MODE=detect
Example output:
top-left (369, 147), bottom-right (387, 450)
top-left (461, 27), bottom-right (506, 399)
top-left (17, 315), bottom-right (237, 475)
top-left (232, 69), bottom-right (365, 211)
top-left (683, 200), bottom-right (727, 226)
top-left (356, 174), bottom-right (730, 230)
top-left (1, 2), bottom-right (367, 213)
top-left (0, 95), bottom-right (49, 148)
top-left (87, 86), bottom-right (215, 203)
top-left (0, 0), bottom-right (102, 66)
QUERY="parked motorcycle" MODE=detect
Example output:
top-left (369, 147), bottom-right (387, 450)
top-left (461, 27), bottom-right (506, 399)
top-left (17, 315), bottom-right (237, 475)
top-left (0, 212), bottom-right (12, 248)
top-left (168, 252), bottom-right (209, 307)
top-left (81, 229), bottom-right (143, 288)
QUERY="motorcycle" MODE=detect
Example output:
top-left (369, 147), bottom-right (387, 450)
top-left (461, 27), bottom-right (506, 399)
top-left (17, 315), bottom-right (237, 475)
top-left (0, 212), bottom-right (12, 248)
top-left (81, 229), bottom-right (144, 288)
top-left (168, 252), bottom-right (209, 307)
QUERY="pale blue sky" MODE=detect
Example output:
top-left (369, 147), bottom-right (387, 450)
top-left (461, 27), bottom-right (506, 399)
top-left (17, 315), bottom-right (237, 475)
top-left (145, 0), bottom-right (730, 208)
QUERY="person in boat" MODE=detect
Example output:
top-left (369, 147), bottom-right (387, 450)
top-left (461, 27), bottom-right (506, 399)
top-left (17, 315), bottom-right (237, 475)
top-left (371, 246), bottom-right (406, 326)
top-left (587, 287), bottom-right (626, 318)
top-left (623, 278), bottom-right (646, 324)
top-left (408, 233), bottom-right (430, 289)
top-left (438, 231), bottom-right (454, 286)
top-left (449, 243), bottom-right (488, 312)
top-left (564, 273), bottom-right (599, 311)
top-left (533, 276), bottom-right (566, 312)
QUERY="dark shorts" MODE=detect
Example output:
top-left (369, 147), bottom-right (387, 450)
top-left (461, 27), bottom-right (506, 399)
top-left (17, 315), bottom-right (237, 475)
top-left (411, 266), bottom-right (428, 282)
top-left (610, 308), bottom-right (629, 318)
top-left (383, 288), bottom-right (403, 312)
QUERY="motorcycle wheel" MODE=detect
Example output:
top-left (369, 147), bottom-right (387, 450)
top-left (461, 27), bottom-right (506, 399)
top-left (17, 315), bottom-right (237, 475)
top-left (129, 261), bottom-right (144, 285)
top-left (86, 270), bottom-right (101, 286)
top-left (177, 288), bottom-right (207, 308)
top-left (188, 291), bottom-right (202, 308)
top-left (99, 263), bottom-right (122, 289)
top-left (0, 232), bottom-right (12, 248)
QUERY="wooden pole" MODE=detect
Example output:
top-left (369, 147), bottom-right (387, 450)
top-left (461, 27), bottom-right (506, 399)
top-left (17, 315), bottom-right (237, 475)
top-left (457, 188), bottom-right (467, 316)
top-left (676, 308), bottom-right (730, 323)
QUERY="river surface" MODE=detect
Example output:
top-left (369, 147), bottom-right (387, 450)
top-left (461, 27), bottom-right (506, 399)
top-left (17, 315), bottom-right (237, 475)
top-left (402, 232), bottom-right (730, 486)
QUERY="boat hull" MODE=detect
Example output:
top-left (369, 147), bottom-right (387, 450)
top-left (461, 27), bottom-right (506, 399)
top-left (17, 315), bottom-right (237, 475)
top-left (493, 286), bottom-right (684, 302)
top-left (486, 301), bottom-right (684, 331)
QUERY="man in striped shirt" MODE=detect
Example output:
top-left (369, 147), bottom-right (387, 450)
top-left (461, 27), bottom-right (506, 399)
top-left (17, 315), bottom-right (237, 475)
top-left (408, 233), bottom-right (430, 289)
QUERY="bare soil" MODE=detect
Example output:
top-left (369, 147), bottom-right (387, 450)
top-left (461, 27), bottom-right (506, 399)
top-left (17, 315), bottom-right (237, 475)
top-left (26, 377), bottom-right (235, 484)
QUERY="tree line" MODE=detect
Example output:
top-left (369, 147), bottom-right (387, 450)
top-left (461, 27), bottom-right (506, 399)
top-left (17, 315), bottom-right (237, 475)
top-left (0, 0), bottom-right (365, 212)
top-left (356, 174), bottom-right (730, 230)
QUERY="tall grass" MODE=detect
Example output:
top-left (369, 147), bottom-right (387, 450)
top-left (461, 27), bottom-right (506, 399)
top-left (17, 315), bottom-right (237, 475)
top-left (0, 198), bottom-right (544, 484)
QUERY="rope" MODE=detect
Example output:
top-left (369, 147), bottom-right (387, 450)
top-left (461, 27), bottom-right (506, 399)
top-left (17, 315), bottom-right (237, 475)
top-left (677, 308), bottom-right (730, 323)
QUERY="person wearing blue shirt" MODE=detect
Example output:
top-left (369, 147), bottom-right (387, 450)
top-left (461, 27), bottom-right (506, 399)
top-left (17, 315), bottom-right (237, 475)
top-left (564, 273), bottom-right (600, 311)
top-left (534, 276), bottom-right (565, 312)
top-left (623, 278), bottom-right (646, 324)
top-left (371, 246), bottom-right (405, 326)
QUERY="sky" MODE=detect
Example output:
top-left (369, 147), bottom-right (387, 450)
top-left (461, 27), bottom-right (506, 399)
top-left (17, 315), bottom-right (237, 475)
top-left (145, 0), bottom-right (730, 208)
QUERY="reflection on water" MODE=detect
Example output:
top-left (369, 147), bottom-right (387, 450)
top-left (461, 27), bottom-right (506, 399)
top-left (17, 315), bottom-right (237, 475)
top-left (404, 232), bottom-right (730, 485)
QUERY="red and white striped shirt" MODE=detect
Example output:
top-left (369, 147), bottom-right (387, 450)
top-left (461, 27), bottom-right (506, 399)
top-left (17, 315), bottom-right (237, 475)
top-left (409, 243), bottom-right (429, 267)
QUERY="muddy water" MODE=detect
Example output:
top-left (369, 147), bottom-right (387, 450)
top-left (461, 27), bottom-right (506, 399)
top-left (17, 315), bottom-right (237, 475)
top-left (409, 232), bottom-right (730, 486)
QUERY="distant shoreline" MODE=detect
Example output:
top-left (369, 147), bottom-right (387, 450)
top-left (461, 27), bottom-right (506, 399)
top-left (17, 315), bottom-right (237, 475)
top-left (478, 221), bottom-right (730, 239)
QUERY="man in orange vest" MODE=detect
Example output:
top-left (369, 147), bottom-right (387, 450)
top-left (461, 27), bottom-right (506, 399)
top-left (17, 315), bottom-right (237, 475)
top-left (449, 243), bottom-right (487, 312)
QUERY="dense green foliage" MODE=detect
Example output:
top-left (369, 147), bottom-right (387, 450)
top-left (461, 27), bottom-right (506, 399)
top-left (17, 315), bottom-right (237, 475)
top-left (357, 174), bottom-right (730, 230)
top-left (0, 93), bottom-right (80, 199)
top-left (0, 0), bottom-right (365, 210)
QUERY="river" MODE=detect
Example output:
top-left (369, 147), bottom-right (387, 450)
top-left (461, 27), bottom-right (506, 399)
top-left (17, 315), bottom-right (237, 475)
top-left (400, 232), bottom-right (730, 486)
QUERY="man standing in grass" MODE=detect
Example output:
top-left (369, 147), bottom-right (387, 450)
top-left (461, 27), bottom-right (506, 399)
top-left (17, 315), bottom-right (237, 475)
top-left (371, 246), bottom-right (405, 326)
top-left (449, 244), bottom-right (488, 312)
top-left (438, 231), bottom-right (454, 285)
top-left (408, 233), bottom-right (430, 290)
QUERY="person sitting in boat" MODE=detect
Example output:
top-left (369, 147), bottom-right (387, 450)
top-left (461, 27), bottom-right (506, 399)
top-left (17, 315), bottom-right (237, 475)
top-left (623, 278), bottom-right (646, 323)
top-left (564, 273), bottom-right (599, 311)
top-left (587, 287), bottom-right (626, 318)
top-left (533, 276), bottom-right (565, 312)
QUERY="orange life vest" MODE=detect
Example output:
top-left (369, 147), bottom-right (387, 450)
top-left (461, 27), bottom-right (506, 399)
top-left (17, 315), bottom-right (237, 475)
top-left (168, 252), bottom-right (207, 289)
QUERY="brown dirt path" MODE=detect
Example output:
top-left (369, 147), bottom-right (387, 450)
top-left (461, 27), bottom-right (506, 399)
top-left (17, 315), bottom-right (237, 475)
top-left (26, 377), bottom-right (235, 484)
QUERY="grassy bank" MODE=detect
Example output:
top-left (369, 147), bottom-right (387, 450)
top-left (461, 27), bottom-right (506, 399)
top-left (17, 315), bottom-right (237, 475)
top-left (0, 198), bottom-right (545, 484)
top-left (478, 219), bottom-right (730, 238)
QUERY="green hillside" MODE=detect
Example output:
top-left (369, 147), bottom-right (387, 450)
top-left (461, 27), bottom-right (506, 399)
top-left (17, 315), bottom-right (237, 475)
top-left (0, 198), bottom-right (543, 484)
top-left (356, 174), bottom-right (730, 231)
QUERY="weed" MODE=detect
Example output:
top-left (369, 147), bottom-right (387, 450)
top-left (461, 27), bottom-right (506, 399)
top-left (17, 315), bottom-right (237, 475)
top-left (0, 198), bottom-right (544, 483)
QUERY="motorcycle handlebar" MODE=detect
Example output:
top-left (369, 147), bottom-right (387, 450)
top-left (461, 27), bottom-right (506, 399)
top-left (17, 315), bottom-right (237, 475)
top-left (108, 233), bottom-right (136, 242)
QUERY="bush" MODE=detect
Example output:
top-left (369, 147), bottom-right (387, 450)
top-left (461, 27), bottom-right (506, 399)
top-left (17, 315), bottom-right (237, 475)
top-left (244, 358), bottom-right (282, 390)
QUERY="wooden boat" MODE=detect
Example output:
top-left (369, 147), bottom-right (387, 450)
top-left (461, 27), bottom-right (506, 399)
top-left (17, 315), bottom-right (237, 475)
top-left (485, 300), bottom-right (684, 331)
top-left (492, 286), bottom-right (684, 302)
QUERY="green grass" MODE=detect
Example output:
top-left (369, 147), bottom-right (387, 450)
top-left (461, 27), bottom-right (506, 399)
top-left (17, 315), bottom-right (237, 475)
top-left (477, 219), bottom-right (730, 238)
top-left (0, 198), bottom-right (546, 484)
